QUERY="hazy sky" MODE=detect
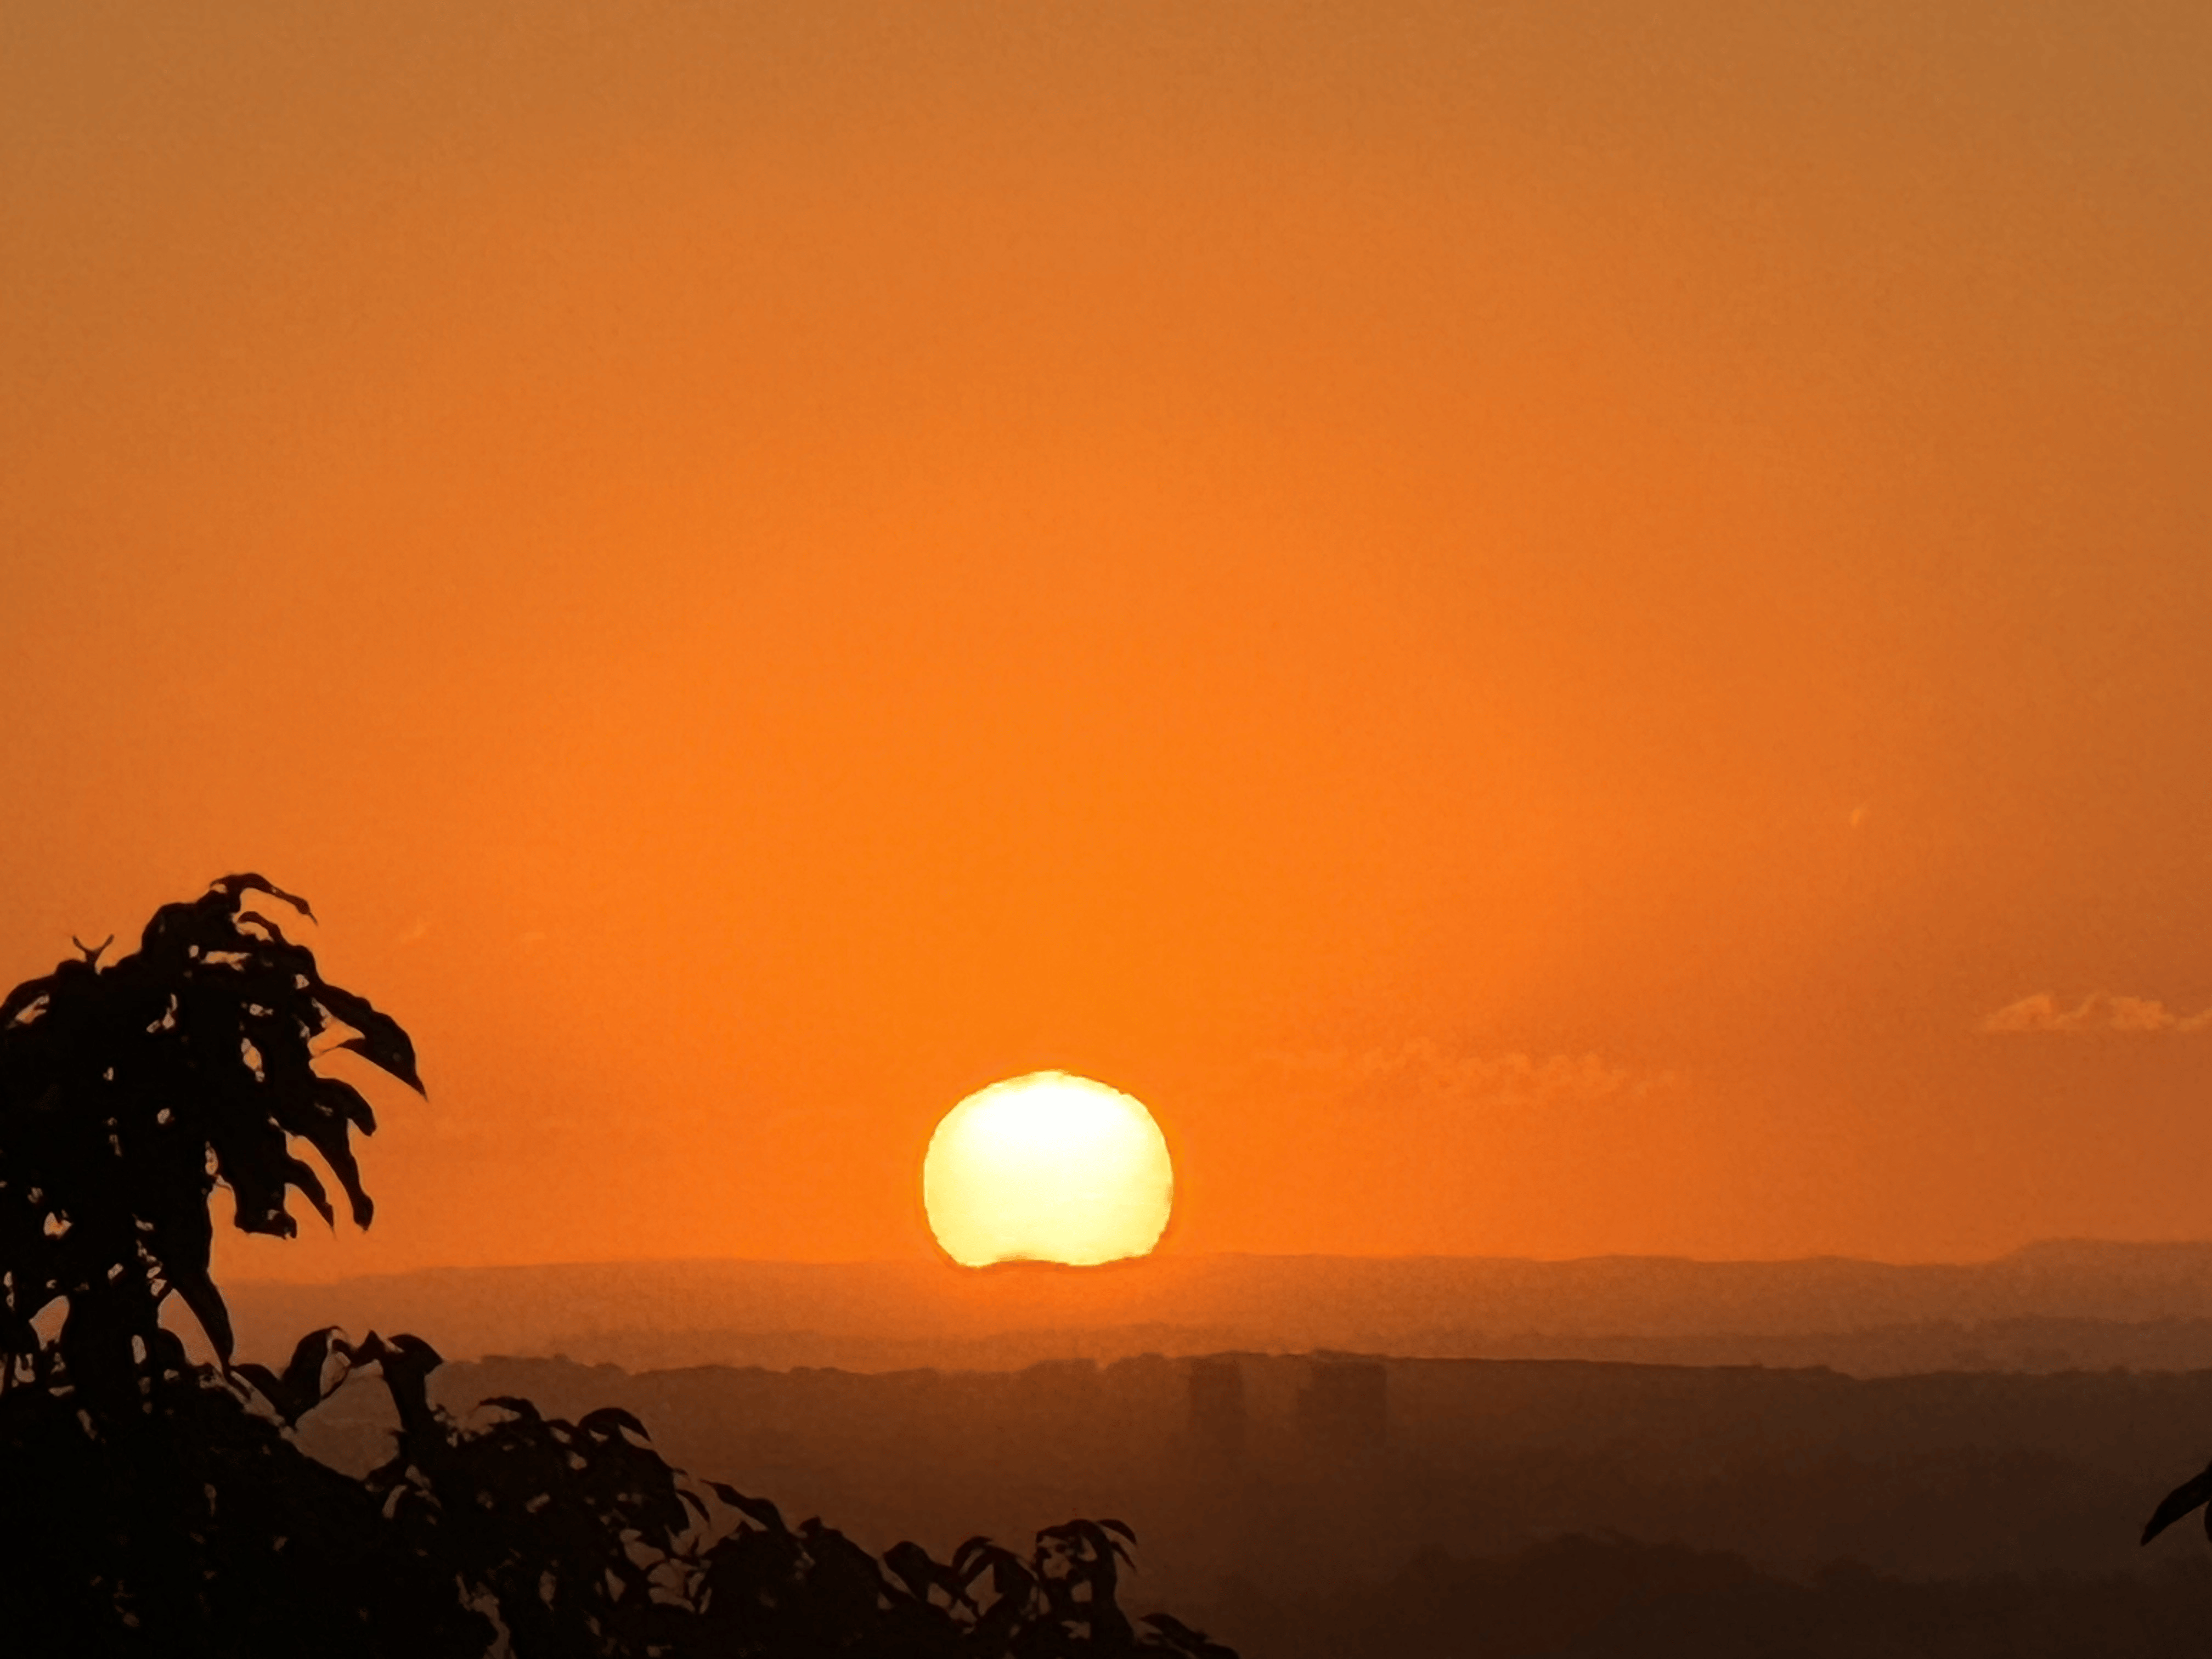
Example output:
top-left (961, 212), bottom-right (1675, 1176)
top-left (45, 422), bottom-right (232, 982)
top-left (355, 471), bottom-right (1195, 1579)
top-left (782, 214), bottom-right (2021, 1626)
top-left (5, 2), bottom-right (2209, 1276)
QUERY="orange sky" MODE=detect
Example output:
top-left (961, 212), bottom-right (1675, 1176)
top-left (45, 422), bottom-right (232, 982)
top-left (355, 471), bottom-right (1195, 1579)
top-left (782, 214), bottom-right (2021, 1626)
top-left (4, 2), bottom-right (2209, 1277)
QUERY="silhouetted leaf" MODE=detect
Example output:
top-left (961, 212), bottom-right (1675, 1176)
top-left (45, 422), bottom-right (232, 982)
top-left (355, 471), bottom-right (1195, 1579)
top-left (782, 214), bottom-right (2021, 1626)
top-left (285, 1155), bottom-right (336, 1227)
top-left (313, 1074), bottom-right (378, 1135)
top-left (279, 1325), bottom-right (347, 1410)
top-left (168, 1260), bottom-right (234, 1369)
top-left (235, 1361), bottom-right (289, 1410)
top-left (209, 873), bottom-right (316, 922)
top-left (380, 1331), bottom-right (443, 1369)
top-left (2142, 1463), bottom-right (2212, 1544)
top-left (315, 985), bottom-right (425, 1094)
top-left (710, 1482), bottom-right (789, 1533)
top-left (232, 910), bottom-right (300, 947)
top-left (363, 1332), bottom-right (445, 1442)
top-left (578, 1404), bottom-right (651, 1442)
top-left (1145, 1611), bottom-right (1240, 1656)
top-left (296, 1094), bottom-right (375, 1226)
top-left (0, 975), bottom-right (50, 1029)
top-left (885, 1539), bottom-right (947, 1601)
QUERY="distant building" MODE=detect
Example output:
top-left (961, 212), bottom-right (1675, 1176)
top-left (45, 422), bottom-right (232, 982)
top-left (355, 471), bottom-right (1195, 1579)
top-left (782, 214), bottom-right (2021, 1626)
top-left (1296, 1357), bottom-right (1386, 1455)
top-left (1186, 1355), bottom-right (1246, 1462)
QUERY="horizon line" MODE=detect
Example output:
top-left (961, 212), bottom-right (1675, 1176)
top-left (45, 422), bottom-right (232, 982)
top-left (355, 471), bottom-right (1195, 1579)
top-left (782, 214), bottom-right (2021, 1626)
top-left (223, 1236), bottom-right (2212, 1288)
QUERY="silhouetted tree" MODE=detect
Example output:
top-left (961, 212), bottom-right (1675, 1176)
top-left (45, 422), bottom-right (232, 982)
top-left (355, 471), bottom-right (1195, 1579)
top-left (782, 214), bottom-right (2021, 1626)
top-left (0, 874), bottom-right (414, 1406)
top-left (0, 877), bottom-right (1238, 1658)
top-left (0, 877), bottom-right (483, 1654)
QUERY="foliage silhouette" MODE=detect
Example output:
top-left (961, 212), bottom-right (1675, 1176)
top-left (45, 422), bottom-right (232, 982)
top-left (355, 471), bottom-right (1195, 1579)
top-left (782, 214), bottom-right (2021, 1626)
top-left (2142, 1459), bottom-right (2212, 1548)
top-left (0, 878), bottom-right (1238, 1657)
top-left (0, 874), bottom-right (414, 1409)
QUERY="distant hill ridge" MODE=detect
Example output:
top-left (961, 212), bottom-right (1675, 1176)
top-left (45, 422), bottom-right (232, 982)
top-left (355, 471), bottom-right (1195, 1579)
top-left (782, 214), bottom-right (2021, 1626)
top-left (217, 1241), bottom-right (2212, 1375)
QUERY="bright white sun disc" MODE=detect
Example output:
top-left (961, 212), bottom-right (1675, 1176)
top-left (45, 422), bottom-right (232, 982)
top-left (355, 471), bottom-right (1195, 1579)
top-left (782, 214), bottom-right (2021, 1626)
top-left (923, 1072), bottom-right (1173, 1268)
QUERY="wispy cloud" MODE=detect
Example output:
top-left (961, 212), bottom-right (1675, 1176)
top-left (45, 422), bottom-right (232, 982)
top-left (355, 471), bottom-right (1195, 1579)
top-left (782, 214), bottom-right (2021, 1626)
top-left (1980, 993), bottom-right (2212, 1035)
top-left (1256, 1041), bottom-right (1680, 1110)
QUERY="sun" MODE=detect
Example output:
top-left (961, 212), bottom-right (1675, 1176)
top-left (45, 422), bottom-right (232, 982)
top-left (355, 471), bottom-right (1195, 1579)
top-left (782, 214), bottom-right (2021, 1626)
top-left (923, 1072), bottom-right (1174, 1267)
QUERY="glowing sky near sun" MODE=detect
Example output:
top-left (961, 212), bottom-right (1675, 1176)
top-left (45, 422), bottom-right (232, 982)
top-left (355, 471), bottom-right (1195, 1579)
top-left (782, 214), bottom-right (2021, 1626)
top-left (3, 2), bottom-right (2209, 1276)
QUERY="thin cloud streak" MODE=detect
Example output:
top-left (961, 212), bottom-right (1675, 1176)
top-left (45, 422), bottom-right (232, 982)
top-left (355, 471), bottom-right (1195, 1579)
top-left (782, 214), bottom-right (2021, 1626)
top-left (1980, 993), bottom-right (2212, 1035)
top-left (1257, 1041), bottom-right (1681, 1110)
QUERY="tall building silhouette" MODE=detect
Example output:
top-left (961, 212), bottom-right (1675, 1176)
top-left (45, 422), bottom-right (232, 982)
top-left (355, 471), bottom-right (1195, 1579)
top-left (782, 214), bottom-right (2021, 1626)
top-left (1186, 1353), bottom-right (1247, 1464)
top-left (1295, 1357), bottom-right (1386, 1455)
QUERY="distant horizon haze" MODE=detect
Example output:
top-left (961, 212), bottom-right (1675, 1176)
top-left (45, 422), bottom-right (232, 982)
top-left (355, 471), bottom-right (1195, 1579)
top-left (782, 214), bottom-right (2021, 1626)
top-left (196, 1238), bottom-right (2212, 1381)
top-left (222, 1235), bottom-right (2212, 1284)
